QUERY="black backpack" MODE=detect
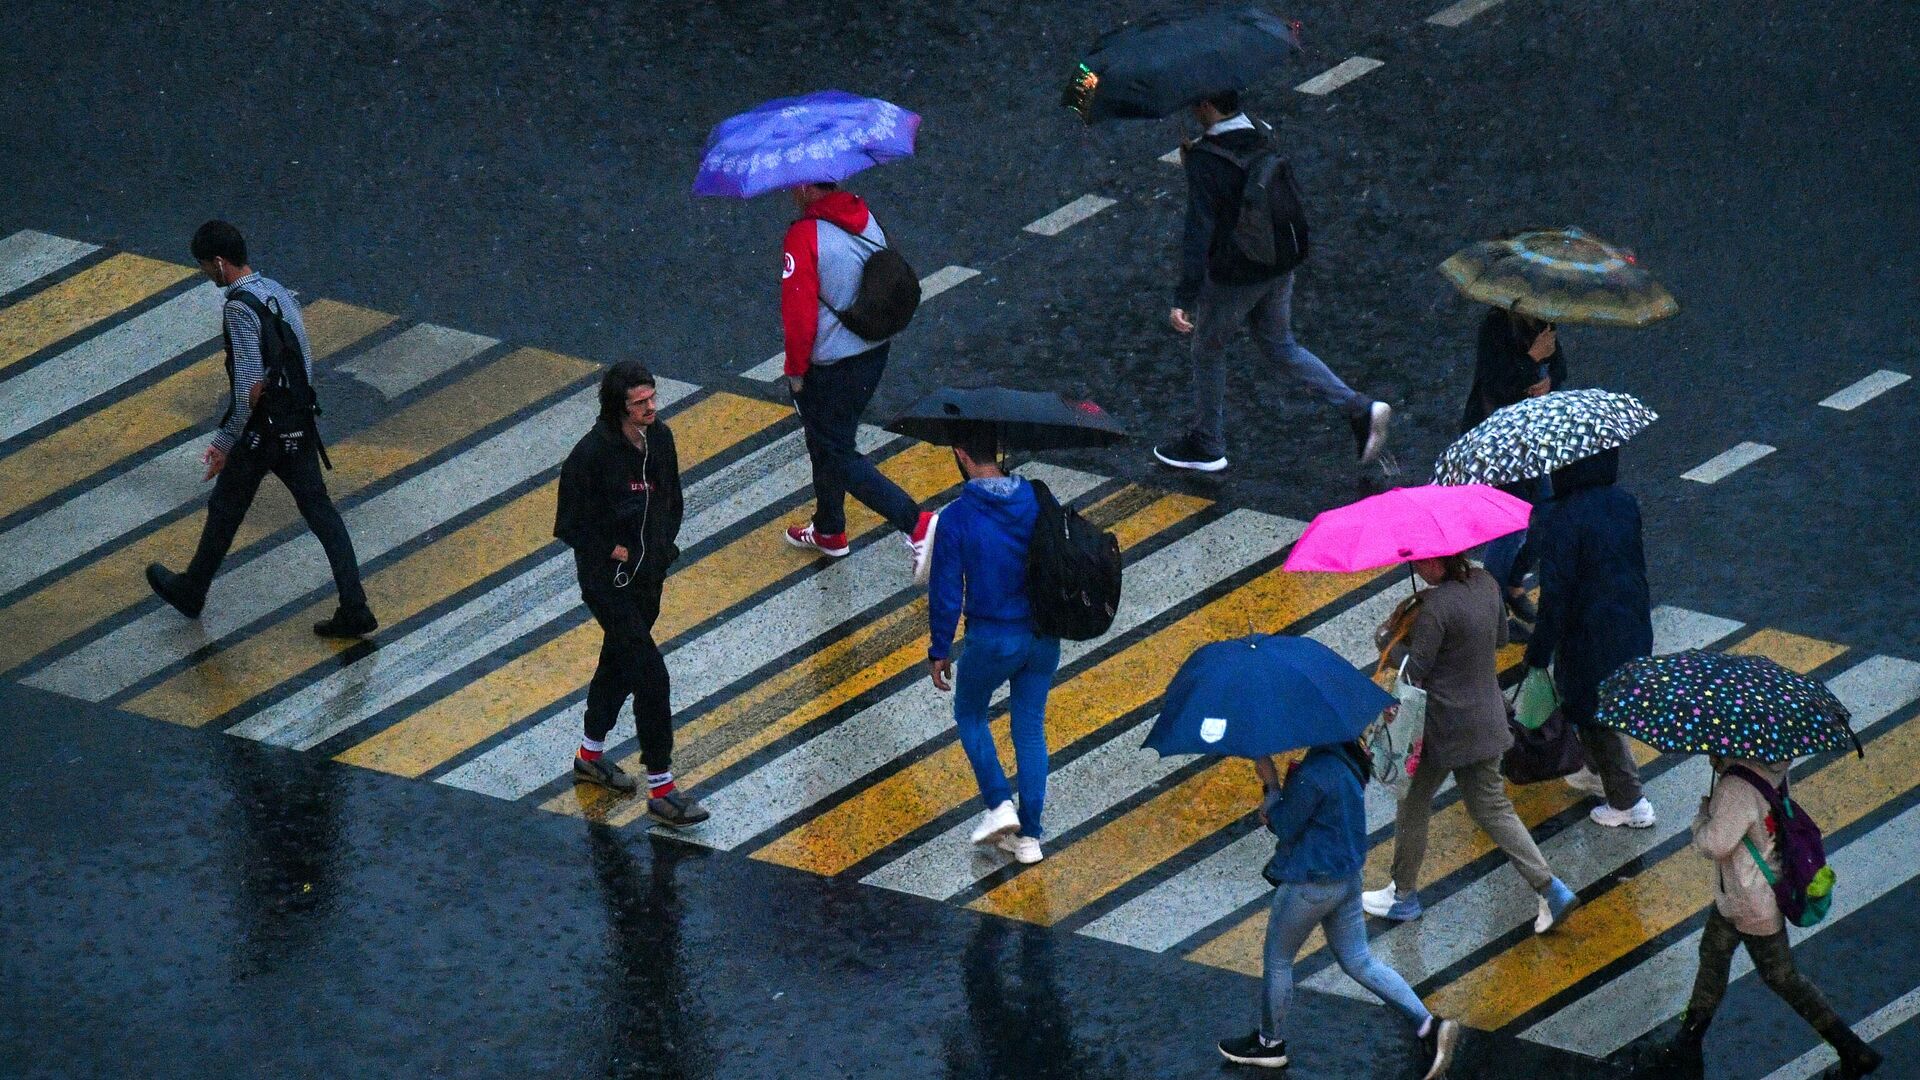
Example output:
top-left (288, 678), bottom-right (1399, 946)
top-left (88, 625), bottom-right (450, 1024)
top-left (1193, 136), bottom-right (1311, 275)
top-left (227, 289), bottom-right (329, 467)
top-left (1024, 480), bottom-right (1122, 641)
top-left (822, 223), bottom-right (921, 341)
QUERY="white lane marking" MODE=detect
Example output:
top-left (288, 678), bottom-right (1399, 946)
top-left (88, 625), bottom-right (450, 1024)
top-left (0, 283), bottom-right (223, 442)
top-left (682, 510), bottom-right (1307, 850)
top-left (1312, 654), bottom-right (1920, 1011)
top-left (0, 442), bottom-right (202, 596)
top-left (232, 426), bottom-right (899, 749)
top-left (337, 323), bottom-right (499, 399)
top-left (917, 265), bottom-right (981, 301)
top-left (1159, 147), bottom-right (1184, 165)
top-left (1759, 984), bottom-right (1920, 1080)
top-left (1022, 194), bottom-right (1118, 237)
top-left (0, 230), bottom-right (99, 297)
top-left (742, 265), bottom-right (985, 380)
top-left (25, 380), bottom-right (695, 702)
top-left (1680, 441), bottom-right (1776, 484)
top-left (1427, 0), bottom-right (1510, 27)
top-left (1819, 369), bottom-right (1910, 411)
top-left (1294, 57), bottom-right (1386, 96)
top-left (1080, 606), bottom-right (1745, 955)
top-left (437, 464), bottom-right (1105, 803)
top-left (1529, 723), bottom-right (1920, 1060)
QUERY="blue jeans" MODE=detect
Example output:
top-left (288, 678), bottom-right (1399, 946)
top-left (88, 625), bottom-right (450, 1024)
top-left (952, 625), bottom-right (1061, 838)
top-left (1188, 273), bottom-right (1369, 459)
top-left (1261, 876), bottom-right (1430, 1041)
top-left (793, 342), bottom-right (920, 537)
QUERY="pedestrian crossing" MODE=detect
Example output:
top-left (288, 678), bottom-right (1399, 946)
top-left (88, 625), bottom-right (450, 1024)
top-left (4, 230), bottom-right (1919, 1061)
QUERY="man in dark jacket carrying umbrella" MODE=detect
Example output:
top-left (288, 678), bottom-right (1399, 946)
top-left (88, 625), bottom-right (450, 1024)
top-left (553, 362), bottom-right (708, 827)
top-left (1155, 90), bottom-right (1391, 474)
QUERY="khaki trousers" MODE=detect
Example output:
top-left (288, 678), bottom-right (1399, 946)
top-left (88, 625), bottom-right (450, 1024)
top-left (1391, 755), bottom-right (1554, 893)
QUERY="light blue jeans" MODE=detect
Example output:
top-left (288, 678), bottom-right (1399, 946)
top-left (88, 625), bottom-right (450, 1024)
top-left (1261, 876), bottom-right (1431, 1041)
top-left (952, 624), bottom-right (1060, 838)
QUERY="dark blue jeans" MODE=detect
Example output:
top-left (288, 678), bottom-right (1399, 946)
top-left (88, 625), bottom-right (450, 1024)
top-left (794, 343), bottom-right (919, 537)
top-left (952, 624), bottom-right (1061, 838)
top-left (185, 439), bottom-right (367, 611)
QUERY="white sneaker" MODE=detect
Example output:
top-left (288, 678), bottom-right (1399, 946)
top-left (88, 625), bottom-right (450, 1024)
top-left (1590, 798), bottom-right (1657, 829)
top-left (1361, 885), bottom-right (1400, 917)
top-left (997, 833), bottom-right (1043, 865)
top-left (1564, 767), bottom-right (1607, 799)
top-left (907, 510), bottom-right (939, 586)
top-left (968, 801), bottom-right (1020, 845)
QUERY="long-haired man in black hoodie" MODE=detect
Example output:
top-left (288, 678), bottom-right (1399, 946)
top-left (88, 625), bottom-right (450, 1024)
top-left (553, 362), bottom-right (707, 827)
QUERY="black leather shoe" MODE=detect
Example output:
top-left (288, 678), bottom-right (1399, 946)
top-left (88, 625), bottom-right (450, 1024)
top-left (146, 563), bottom-right (204, 620)
top-left (313, 606), bottom-right (378, 638)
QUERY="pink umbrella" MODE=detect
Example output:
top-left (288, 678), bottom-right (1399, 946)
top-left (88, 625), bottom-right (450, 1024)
top-left (1282, 484), bottom-right (1531, 573)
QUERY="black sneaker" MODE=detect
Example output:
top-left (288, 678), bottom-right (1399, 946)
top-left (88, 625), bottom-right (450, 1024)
top-left (1217, 1031), bottom-right (1288, 1069)
top-left (313, 605), bottom-right (378, 639)
top-left (145, 563), bottom-right (205, 620)
top-left (1618, 1037), bottom-right (1704, 1078)
top-left (1351, 401), bottom-right (1392, 465)
top-left (573, 755), bottom-right (638, 794)
top-left (1419, 1018), bottom-right (1461, 1080)
top-left (1153, 434), bottom-right (1227, 473)
top-left (648, 789), bottom-right (711, 828)
top-left (1821, 1041), bottom-right (1882, 1079)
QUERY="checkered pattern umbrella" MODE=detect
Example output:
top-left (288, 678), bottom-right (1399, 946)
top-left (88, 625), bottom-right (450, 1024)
top-left (1440, 227), bottom-right (1678, 327)
top-left (1431, 388), bottom-right (1657, 487)
top-left (1594, 650), bottom-right (1859, 760)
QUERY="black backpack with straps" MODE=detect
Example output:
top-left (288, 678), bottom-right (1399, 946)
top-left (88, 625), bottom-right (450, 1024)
top-left (1024, 480), bottom-right (1122, 641)
top-left (1192, 131), bottom-right (1311, 276)
top-left (227, 289), bottom-right (329, 467)
top-left (821, 222), bottom-right (921, 341)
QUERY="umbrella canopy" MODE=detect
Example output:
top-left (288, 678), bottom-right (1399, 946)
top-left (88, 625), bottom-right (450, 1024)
top-left (1283, 484), bottom-right (1531, 573)
top-left (1143, 634), bottom-right (1392, 758)
top-left (694, 90), bottom-right (919, 199)
top-left (1431, 388), bottom-right (1658, 487)
top-left (1065, 6), bottom-right (1300, 123)
top-left (886, 386), bottom-right (1128, 451)
top-left (1594, 650), bottom-right (1860, 760)
top-left (1440, 227), bottom-right (1678, 327)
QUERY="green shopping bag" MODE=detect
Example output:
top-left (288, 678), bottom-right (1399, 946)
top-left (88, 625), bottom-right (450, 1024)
top-left (1514, 666), bottom-right (1558, 731)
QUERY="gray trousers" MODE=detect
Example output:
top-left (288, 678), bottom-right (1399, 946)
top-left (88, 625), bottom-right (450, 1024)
top-left (1187, 273), bottom-right (1369, 458)
top-left (1391, 755), bottom-right (1555, 894)
top-left (1576, 724), bottom-right (1644, 810)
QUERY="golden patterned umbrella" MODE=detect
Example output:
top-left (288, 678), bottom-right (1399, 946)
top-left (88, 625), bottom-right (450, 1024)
top-left (1439, 227), bottom-right (1678, 327)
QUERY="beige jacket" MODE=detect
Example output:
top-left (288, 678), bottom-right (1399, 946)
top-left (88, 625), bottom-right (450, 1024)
top-left (1690, 757), bottom-right (1790, 936)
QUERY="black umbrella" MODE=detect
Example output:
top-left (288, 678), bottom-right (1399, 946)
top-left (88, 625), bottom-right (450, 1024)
top-left (1065, 6), bottom-right (1301, 123)
top-left (886, 387), bottom-right (1128, 451)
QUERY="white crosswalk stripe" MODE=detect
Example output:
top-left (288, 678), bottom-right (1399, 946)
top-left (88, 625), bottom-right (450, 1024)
top-left (336, 323), bottom-right (498, 399)
top-left (682, 510), bottom-right (1307, 850)
top-left (0, 230), bottom-right (98, 297)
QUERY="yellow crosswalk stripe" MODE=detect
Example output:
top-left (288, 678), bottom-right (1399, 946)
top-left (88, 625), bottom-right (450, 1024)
top-left (751, 560), bottom-right (1382, 879)
top-left (567, 488), bottom-right (1205, 825)
top-left (0, 253), bottom-right (192, 373)
top-left (123, 393), bottom-right (789, 728)
top-left (335, 442), bottom-right (959, 779)
top-left (1728, 628), bottom-right (1847, 672)
top-left (0, 346), bottom-right (594, 674)
top-left (1413, 630), bottom-right (1842, 1029)
top-left (0, 300), bottom-right (392, 519)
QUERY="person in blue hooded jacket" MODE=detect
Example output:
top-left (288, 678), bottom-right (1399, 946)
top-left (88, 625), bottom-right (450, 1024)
top-left (1218, 744), bottom-right (1461, 1077)
top-left (926, 424), bottom-right (1060, 866)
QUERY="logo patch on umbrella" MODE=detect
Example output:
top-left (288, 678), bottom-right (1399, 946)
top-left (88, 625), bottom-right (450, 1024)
top-left (1200, 717), bottom-right (1228, 743)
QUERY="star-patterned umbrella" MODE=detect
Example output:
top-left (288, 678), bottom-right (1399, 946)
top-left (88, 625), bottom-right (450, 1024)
top-left (1431, 387), bottom-right (1657, 487)
top-left (1440, 226), bottom-right (1678, 327)
top-left (1593, 650), bottom-right (1861, 761)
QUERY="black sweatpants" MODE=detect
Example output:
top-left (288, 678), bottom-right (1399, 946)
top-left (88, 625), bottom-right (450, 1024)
top-left (185, 438), bottom-right (367, 610)
top-left (581, 578), bottom-right (672, 773)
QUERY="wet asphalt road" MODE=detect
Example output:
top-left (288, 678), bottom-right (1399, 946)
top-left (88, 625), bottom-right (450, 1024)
top-left (2, 0), bottom-right (1916, 650)
top-left (0, 682), bottom-right (1621, 1080)
top-left (2, 1), bottom-right (1917, 1076)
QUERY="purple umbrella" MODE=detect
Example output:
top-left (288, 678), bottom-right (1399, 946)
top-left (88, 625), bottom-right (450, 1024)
top-left (693, 90), bottom-right (921, 199)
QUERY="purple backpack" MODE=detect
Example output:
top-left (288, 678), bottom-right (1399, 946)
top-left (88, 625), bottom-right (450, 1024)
top-left (1724, 765), bottom-right (1835, 928)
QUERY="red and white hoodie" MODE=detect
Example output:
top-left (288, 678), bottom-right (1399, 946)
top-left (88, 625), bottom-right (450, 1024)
top-left (781, 191), bottom-right (889, 378)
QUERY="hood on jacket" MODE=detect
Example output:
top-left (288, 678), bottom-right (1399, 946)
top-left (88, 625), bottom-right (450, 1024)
top-left (1551, 446), bottom-right (1620, 494)
top-left (1205, 125), bottom-right (1270, 156)
top-left (800, 191), bottom-right (872, 234)
top-left (960, 475), bottom-right (1036, 525)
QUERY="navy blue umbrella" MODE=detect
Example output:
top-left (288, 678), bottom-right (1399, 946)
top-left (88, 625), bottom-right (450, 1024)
top-left (1143, 634), bottom-right (1392, 758)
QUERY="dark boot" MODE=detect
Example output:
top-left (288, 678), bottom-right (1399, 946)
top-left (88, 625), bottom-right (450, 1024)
top-left (313, 605), bottom-right (378, 639)
top-left (145, 563), bottom-right (205, 620)
top-left (1619, 1016), bottom-right (1707, 1078)
top-left (1818, 1029), bottom-right (1881, 1078)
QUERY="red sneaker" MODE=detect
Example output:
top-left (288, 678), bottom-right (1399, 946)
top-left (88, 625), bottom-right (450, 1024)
top-left (784, 522), bottom-right (850, 558)
top-left (907, 510), bottom-right (939, 585)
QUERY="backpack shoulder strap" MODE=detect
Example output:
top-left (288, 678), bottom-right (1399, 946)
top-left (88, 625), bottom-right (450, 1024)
top-left (1190, 139), bottom-right (1252, 171)
top-left (1724, 764), bottom-right (1788, 816)
top-left (817, 217), bottom-right (885, 252)
top-left (1027, 477), bottom-right (1058, 511)
top-left (224, 288), bottom-right (300, 375)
